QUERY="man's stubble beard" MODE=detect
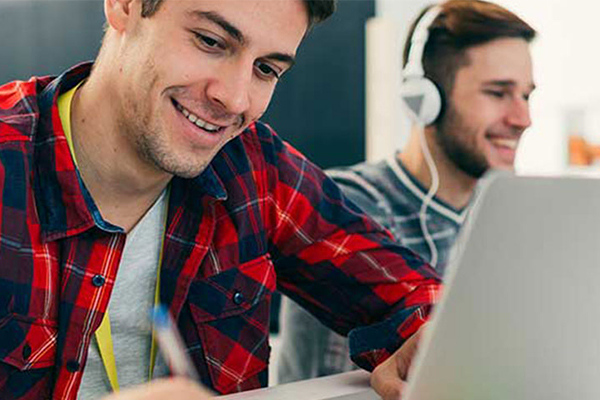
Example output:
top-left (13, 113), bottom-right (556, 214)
top-left (120, 99), bottom-right (209, 180)
top-left (136, 129), bottom-right (209, 179)
top-left (434, 103), bottom-right (489, 179)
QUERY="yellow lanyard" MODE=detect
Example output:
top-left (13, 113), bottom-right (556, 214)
top-left (94, 223), bottom-right (167, 392)
top-left (58, 82), bottom-right (169, 392)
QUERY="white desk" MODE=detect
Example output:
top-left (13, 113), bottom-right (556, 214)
top-left (219, 370), bottom-right (379, 399)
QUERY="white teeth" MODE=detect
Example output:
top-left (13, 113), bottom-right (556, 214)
top-left (489, 138), bottom-right (518, 150)
top-left (175, 101), bottom-right (221, 133)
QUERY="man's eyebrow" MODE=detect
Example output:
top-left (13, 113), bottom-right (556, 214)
top-left (483, 80), bottom-right (537, 91)
top-left (187, 10), bottom-right (244, 44)
top-left (483, 80), bottom-right (516, 87)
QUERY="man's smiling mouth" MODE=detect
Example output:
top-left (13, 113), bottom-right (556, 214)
top-left (172, 99), bottom-right (224, 133)
top-left (488, 137), bottom-right (518, 150)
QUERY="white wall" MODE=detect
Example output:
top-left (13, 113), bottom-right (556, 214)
top-left (366, 0), bottom-right (429, 161)
top-left (372, 0), bottom-right (600, 174)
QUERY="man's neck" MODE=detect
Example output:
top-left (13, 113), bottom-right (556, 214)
top-left (399, 126), bottom-right (477, 210)
top-left (70, 69), bottom-right (171, 232)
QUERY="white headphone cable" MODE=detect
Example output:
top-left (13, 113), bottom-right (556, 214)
top-left (418, 125), bottom-right (440, 268)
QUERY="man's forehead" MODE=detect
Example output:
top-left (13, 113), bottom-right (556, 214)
top-left (178, 0), bottom-right (309, 49)
top-left (178, 0), bottom-right (309, 25)
top-left (462, 38), bottom-right (533, 85)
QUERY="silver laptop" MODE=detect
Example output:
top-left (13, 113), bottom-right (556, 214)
top-left (224, 174), bottom-right (600, 400)
top-left (403, 173), bottom-right (600, 400)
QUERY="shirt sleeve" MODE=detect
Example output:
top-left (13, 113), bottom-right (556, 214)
top-left (327, 169), bottom-right (396, 235)
top-left (256, 123), bottom-right (442, 371)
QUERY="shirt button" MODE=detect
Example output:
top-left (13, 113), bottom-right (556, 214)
top-left (22, 343), bottom-right (32, 360)
top-left (66, 360), bottom-right (80, 373)
top-left (233, 291), bottom-right (244, 305)
top-left (92, 274), bottom-right (106, 287)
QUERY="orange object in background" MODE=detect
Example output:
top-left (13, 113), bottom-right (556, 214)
top-left (569, 135), bottom-right (600, 165)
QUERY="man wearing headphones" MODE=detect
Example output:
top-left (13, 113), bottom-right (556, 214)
top-left (279, 0), bottom-right (536, 386)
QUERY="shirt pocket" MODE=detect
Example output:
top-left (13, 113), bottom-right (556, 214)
top-left (188, 255), bottom-right (276, 394)
top-left (0, 314), bottom-right (58, 398)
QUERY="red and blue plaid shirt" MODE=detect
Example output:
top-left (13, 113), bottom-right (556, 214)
top-left (0, 63), bottom-right (441, 399)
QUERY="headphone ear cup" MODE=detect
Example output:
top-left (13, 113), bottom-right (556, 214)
top-left (400, 77), bottom-right (443, 126)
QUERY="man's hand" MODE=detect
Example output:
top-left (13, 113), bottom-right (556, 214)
top-left (100, 378), bottom-right (213, 400)
top-left (370, 325), bottom-right (427, 400)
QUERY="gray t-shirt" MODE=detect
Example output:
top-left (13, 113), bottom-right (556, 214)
top-left (78, 190), bottom-right (170, 399)
top-left (277, 157), bottom-right (468, 384)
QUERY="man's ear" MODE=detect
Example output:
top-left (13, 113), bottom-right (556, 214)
top-left (105, 0), bottom-right (137, 33)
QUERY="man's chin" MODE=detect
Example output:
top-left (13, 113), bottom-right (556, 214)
top-left (171, 165), bottom-right (207, 179)
top-left (154, 159), bottom-right (207, 179)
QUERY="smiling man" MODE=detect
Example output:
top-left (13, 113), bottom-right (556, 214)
top-left (279, 0), bottom-right (536, 390)
top-left (0, 0), bottom-right (441, 399)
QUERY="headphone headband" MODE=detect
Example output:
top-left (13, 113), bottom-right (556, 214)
top-left (400, 4), bottom-right (444, 126)
top-left (403, 5), bottom-right (442, 79)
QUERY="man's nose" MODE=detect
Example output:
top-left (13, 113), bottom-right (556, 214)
top-left (506, 96), bottom-right (531, 130)
top-left (206, 58), bottom-right (252, 116)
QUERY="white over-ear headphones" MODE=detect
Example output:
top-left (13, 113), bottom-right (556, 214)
top-left (400, 5), bottom-right (443, 126)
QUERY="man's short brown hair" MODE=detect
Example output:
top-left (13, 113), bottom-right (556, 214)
top-left (140, 0), bottom-right (335, 28)
top-left (403, 0), bottom-right (536, 101)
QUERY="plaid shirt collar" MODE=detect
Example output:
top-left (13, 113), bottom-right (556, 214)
top-left (33, 62), bottom-right (227, 243)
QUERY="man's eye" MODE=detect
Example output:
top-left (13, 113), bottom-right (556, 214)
top-left (195, 33), bottom-right (221, 49)
top-left (256, 63), bottom-right (280, 79)
top-left (484, 90), bottom-right (505, 99)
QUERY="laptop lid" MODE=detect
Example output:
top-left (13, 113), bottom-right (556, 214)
top-left (404, 173), bottom-right (600, 400)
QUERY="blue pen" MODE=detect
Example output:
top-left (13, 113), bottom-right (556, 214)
top-left (151, 304), bottom-right (200, 382)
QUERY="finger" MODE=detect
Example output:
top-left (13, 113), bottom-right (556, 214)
top-left (371, 366), bottom-right (409, 400)
top-left (395, 340), bottom-right (416, 380)
top-left (395, 329), bottom-right (424, 380)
